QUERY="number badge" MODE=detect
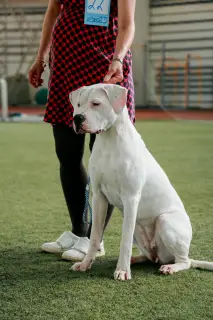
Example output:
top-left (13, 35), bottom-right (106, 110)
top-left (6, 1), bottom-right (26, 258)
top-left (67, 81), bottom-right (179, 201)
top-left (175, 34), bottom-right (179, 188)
top-left (84, 0), bottom-right (111, 27)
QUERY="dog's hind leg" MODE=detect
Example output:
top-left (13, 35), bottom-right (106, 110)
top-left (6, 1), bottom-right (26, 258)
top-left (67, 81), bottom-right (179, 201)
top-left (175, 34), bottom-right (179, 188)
top-left (131, 255), bottom-right (148, 265)
top-left (131, 230), bottom-right (149, 265)
top-left (133, 224), bottom-right (156, 262)
top-left (155, 213), bottom-right (192, 275)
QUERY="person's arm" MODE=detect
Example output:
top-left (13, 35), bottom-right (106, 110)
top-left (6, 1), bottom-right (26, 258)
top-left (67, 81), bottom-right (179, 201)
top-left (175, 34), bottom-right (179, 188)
top-left (37, 0), bottom-right (61, 61)
top-left (28, 0), bottom-right (61, 87)
top-left (104, 0), bottom-right (136, 83)
top-left (113, 0), bottom-right (136, 61)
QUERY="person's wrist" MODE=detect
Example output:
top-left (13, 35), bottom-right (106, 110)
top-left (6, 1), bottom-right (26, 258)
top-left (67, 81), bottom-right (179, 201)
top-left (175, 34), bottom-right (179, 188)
top-left (36, 53), bottom-right (46, 61)
top-left (36, 56), bottom-right (47, 66)
top-left (112, 56), bottom-right (123, 65)
top-left (36, 57), bottom-right (45, 61)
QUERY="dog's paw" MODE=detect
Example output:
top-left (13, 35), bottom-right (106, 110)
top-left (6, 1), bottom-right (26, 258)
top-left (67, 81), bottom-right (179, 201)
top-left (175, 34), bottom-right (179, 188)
top-left (114, 269), bottom-right (131, 281)
top-left (159, 264), bottom-right (174, 275)
top-left (70, 261), bottom-right (92, 272)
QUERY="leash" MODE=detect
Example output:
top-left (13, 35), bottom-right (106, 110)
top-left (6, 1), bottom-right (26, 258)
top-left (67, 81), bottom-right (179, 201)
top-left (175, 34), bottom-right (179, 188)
top-left (83, 176), bottom-right (92, 223)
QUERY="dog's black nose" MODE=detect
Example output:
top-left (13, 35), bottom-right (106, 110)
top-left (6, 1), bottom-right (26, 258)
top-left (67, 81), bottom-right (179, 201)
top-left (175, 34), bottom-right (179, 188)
top-left (73, 114), bottom-right (85, 131)
top-left (73, 114), bottom-right (85, 124)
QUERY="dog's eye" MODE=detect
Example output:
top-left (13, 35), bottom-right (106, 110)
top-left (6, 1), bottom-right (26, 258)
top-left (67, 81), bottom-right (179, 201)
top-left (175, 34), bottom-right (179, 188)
top-left (92, 102), bottom-right (100, 107)
top-left (77, 103), bottom-right (80, 108)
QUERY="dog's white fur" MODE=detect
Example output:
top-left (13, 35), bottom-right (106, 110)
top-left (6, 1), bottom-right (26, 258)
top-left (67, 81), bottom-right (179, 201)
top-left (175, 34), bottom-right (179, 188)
top-left (70, 83), bottom-right (213, 280)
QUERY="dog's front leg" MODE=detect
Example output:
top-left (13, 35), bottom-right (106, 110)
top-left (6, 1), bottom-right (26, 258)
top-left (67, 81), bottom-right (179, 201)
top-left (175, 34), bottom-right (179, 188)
top-left (71, 191), bottom-right (108, 272)
top-left (114, 196), bottom-right (140, 281)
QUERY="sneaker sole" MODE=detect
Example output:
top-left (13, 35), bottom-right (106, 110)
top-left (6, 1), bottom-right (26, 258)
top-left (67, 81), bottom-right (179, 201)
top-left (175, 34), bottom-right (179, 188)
top-left (41, 246), bottom-right (71, 254)
top-left (62, 251), bottom-right (105, 262)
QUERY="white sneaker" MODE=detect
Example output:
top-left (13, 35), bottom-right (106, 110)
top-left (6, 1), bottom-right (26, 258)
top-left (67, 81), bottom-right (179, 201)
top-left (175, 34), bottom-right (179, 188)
top-left (41, 231), bottom-right (79, 254)
top-left (62, 237), bottom-right (105, 262)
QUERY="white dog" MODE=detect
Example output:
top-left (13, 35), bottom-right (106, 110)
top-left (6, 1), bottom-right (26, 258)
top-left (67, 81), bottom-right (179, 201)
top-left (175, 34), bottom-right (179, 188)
top-left (69, 83), bottom-right (213, 280)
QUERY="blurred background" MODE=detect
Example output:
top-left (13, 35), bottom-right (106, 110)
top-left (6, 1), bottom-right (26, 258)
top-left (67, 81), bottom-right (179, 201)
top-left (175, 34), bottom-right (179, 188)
top-left (0, 0), bottom-right (213, 121)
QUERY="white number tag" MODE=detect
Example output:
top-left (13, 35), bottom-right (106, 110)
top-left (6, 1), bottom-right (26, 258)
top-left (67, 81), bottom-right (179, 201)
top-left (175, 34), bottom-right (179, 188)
top-left (84, 0), bottom-right (111, 27)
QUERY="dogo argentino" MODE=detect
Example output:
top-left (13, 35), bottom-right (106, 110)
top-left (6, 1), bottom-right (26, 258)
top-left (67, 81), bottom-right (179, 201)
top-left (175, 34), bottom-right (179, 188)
top-left (69, 83), bottom-right (213, 280)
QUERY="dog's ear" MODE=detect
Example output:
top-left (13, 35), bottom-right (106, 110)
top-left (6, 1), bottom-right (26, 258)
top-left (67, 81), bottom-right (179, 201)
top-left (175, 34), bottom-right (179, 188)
top-left (69, 86), bottom-right (85, 107)
top-left (102, 84), bottom-right (127, 114)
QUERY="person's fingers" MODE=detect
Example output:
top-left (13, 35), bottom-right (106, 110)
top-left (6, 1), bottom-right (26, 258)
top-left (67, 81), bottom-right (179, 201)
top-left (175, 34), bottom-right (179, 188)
top-left (28, 61), bottom-right (45, 88)
top-left (103, 74), bottom-right (112, 83)
top-left (116, 73), bottom-right (123, 82)
top-left (28, 70), bottom-right (38, 88)
top-left (28, 69), bottom-right (33, 83)
top-left (106, 74), bottom-right (123, 84)
top-left (106, 78), bottom-right (117, 84)
top-left (103, 69), bottom-right (115, 83)
top-left (36, 69), bottom-right (42, 87)
top-left (39, 79), bottom-right (44, 86)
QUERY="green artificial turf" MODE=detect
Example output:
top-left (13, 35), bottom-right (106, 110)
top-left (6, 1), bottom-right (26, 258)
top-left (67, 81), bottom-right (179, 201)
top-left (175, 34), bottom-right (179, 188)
top-left (0, 121), bottom-right (213, 320)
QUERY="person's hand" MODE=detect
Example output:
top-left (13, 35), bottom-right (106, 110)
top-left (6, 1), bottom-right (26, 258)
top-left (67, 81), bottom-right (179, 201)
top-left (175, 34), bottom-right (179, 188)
top-left (103, 60), bottom-right (123, 84)
top-left (28, 59), bottom-right (46, 88)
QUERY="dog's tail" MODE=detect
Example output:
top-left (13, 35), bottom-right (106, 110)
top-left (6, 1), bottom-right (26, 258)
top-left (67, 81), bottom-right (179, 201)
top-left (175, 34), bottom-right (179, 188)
top-left (190, 259), bottom-right (213, 271)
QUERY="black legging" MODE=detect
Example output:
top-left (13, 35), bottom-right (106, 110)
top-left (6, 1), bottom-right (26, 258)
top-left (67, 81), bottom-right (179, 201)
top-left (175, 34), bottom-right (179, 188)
top-left (53, 124), bottom-right (114, 238)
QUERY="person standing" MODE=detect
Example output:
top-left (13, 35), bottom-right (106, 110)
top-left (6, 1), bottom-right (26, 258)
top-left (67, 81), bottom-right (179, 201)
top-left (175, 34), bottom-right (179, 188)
top-left (28, 0), bottom-right (136, 262)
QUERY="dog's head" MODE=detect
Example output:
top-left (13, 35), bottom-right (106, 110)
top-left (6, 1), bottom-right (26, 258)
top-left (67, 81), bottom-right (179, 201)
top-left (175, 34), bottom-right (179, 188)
top-left (70, 83), bottom-right (127, 134)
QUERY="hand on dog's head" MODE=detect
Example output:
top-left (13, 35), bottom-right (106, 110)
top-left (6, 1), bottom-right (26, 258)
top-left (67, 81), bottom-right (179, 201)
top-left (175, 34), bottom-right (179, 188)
top-left (70, 83), bottom-right (127, 134)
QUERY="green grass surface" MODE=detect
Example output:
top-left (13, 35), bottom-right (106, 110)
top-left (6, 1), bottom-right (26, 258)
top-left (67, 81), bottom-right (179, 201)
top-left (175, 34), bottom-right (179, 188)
top-left (0, 121), bottom-right (213, 320)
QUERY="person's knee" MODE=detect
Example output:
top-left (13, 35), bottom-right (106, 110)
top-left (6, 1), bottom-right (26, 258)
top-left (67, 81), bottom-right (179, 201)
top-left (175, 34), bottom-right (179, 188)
top-left (53, 125), bottom-right (85, 167)
top-left (55, 143), bottom-right (84, 167)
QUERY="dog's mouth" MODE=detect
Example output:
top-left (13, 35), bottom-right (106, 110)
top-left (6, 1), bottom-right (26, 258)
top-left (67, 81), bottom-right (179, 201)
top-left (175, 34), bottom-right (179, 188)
top-left (77, 127), bottom-right (104, 134)
top-left (73, 124), bottom-right (86, 134)
top-left (73, 114), bottom-right (105, 134)
top-left (73, 115), bottom-right (87, 134)
top-left (73, 123), bottom-right (104, 135)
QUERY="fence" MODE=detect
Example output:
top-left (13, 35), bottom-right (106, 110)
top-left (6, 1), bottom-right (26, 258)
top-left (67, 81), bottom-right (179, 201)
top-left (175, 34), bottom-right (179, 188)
top-left (154, 42), bottom-right (213, 109)
top-left (149, 0), bottom-right (213, 110)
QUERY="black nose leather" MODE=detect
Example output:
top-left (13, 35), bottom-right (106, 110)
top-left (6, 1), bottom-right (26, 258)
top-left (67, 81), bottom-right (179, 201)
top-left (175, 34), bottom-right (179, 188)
top-left (73, 114), bottom-right (85, 131)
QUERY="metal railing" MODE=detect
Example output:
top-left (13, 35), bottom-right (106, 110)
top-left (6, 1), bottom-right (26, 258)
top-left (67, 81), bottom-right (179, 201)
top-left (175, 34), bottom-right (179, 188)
top-left (155, 42), bottom-right (213, 109)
